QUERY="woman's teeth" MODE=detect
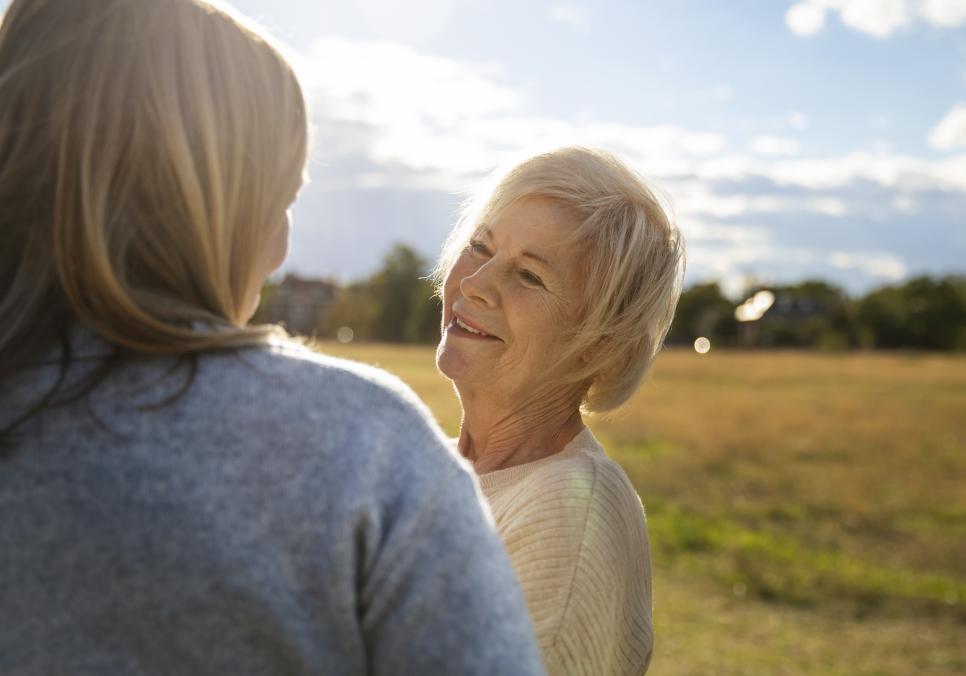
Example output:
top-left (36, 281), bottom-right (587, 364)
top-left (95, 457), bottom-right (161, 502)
top-left (456, 317), bottom-right (489, 336)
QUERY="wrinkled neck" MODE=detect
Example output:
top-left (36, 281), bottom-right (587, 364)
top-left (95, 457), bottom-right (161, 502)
top-left (456, 382), bottom-right (584, 473)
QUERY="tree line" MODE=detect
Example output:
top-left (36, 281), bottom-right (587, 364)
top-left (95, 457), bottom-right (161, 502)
top-left (262, 244), bottom-right (966, 352)
top-left (668, 276), bottom-right (966, 351)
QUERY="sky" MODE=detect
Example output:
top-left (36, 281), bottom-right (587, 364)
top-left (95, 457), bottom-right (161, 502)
top-left (4, 0), bottom-right (966, 296)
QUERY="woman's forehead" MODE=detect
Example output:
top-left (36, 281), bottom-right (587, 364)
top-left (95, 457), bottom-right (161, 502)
top-left (479, 196), bottom-right (578, 244)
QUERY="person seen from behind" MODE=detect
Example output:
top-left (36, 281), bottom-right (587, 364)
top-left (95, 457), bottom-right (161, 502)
top-left (0, 1), bottom-right (545, 674)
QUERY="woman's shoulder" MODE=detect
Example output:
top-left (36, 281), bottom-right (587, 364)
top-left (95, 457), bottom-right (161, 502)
top-left (497, 430), bottom-right (654, 672)
top-left (194, 339), bottom-right (438, 426)
top-left (525, 430), bottom-right (642, 507)
top-left (498, 430), bottom-right (646, 538)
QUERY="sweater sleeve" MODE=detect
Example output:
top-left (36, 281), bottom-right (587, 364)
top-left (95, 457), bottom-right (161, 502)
top-left (358, 416), bottom-right (547, 676)
top-left (498, 456), bottom-right (654, 676)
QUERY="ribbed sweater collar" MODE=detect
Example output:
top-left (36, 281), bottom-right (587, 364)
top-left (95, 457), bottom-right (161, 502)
top-left (476, 427), bottom-right (602, 494)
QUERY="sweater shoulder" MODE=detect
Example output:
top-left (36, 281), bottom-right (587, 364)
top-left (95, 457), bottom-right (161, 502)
top-left (506, 442), bottom-right (643, 522)
top-left (184, 340), bottom-right (460, 473)
top-left (492, 439), bottom-right (654, 673)
top-left (221, 340), bottom-right (434, 417)
top-left (492, 442), bottom-right (648, 564)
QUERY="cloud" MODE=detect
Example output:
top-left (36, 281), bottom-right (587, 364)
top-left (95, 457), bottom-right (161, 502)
top-left (751, 135), bottom-right (801, 156)
top-left (673, 182), bottom-right (846, 218)
top-left (296, 39), bottom-right (966, 194)
top-left (356, 0), bottom-right (456, 44)
top-left (837, 0), bottom-right (911, 37)
top-left (919, 0), bottom-right (966, 26)
top-left (549, 5), bottom-right (590, 31)
top-left (296, 37), bottom-right (729, 189)
top-left (928, 102), bottom-right (966, 150)
top-left (286, 37), bottom-right (966, 292)
top-left (786, 2), bottom-right (827, 35)
top-left (785, 0), bottom-right (966, 38)
top-left (830, 251), bottom-right (908, 280)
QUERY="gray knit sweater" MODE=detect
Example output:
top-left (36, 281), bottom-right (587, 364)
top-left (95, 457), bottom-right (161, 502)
top-left (0, 331), bottom-right (545, 676)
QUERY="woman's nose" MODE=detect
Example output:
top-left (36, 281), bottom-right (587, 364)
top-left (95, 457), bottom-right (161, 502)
top-left (459, 261), bottom-right (498, 308)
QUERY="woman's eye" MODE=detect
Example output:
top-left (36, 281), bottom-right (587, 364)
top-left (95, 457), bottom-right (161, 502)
top-left (468, 241), bottom-right (490, 256)
top-left (520, 270), bottom-right (544, 287)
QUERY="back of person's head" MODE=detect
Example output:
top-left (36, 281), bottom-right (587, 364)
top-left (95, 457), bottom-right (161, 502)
top-left (0, 0), bottom-right (307, 362)
top-left (0, 0), bottom-right (308, 445)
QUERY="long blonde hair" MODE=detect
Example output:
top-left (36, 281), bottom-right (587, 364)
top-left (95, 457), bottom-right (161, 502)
top-left (0, 0), bottom-right (307, 378)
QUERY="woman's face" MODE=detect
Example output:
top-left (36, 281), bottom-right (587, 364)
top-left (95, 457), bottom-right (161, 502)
top-left (436, 196), bottom-right (584, 402)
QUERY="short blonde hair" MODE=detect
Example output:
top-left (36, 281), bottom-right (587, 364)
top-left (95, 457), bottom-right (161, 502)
top-left (434, 147), bottom-right (685, 413)
top-left (0, 0), bottom-right (308, 370)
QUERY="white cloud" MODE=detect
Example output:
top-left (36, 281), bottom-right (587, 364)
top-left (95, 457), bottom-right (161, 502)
top-left (681, 220), bottom-right (771, 245)
top-left (830, 251), bottom-right (908, 280)
top-left (297, 39), bottom-right (966, 196)
top-left (297, 38), bottom-right (728, 187)
top-left (697, 151), bottom-right (966, 193)
top-left (286, 37), bottom-right (965, 290)
top-left (785, 0), bottom-right (966, 38)
top-left (928, 102), bottom-right (966, 150)
top-left (549, 5), bottom-right (590, 31)
top-left (786, 2), bottom-right (827, 35)
top-left (355, 0), bottom-right (456, 44)
top-left (892, 194), bottom-right (918, 213)
top-left (920, 0), bottom-right (966, 26)
top-left (673, 182), bottom-right (845, 218)
top-left (751, 135), bottom-right (801, 156)
top-left (838, 0), bottom-right (912, 37)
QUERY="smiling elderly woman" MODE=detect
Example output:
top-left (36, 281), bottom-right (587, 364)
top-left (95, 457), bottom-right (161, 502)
top-left (433, 146), bottom-right (685, 675)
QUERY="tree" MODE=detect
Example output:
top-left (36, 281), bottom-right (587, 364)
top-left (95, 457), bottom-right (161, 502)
top-left (764, 280), bottom-right (856, 349)
top-left (405, 278), bottom-right (443, 343)
top-left (666, 282), bottom-right (737, 346)
top-left (316, 243), bottom-right (442, 344)
top-left (317, 283), bottom-right (380, 341)
top-left (368, 244), bottom-right (436, 343)
top-left (857, 275), bottom-right (966, 350)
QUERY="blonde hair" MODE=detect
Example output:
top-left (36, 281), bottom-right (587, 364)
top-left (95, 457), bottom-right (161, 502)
top-left (0, 0), bottom-right (308, 441)
top-left (434, 147), bottom-right (685, 413)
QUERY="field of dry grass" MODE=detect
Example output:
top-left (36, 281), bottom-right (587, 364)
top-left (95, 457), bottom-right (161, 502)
top-left (317, 341), bottom-right (966, 675)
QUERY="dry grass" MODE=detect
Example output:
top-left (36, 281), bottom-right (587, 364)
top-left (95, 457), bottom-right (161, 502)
top-left (317, 342), bottom-right (966, 675)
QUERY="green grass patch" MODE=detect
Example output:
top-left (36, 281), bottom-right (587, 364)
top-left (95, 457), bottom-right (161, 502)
top-left (648, 506), bottom-right (966, 617)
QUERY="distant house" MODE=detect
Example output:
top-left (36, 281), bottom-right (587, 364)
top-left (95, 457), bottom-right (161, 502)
top-left (260, 274), bottom-right (337, 335)
top-left (736, 287), bottom-right (836, 347)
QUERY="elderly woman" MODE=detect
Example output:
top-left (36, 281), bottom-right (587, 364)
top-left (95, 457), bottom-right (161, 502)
top-left (434, 146), bottom-right (685, 675)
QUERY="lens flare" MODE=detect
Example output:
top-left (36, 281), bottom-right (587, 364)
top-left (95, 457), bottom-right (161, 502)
top-left (694, 337), bottom-right (711, 354)
top-left (735, 290), bottom-right (776, 322)
top-left (336, 326), bottom-right (354, 344)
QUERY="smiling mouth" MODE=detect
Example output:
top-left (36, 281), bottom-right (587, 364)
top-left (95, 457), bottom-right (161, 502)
top-left (448, 315), bottom-right (501, 341)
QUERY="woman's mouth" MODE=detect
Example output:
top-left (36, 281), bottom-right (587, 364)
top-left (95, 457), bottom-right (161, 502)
top-left (448, 315), bottom-right (501, 341)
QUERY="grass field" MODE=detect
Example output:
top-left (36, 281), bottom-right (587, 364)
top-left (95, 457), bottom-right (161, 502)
top-left (317, 341), bottom-right (966, 675)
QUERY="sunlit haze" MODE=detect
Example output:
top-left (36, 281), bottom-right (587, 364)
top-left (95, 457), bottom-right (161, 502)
top-left (3, 0), bottom-right (964, 295)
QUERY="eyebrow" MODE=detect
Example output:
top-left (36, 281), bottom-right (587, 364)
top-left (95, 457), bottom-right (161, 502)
top-left (479, 227), bottom-right (555, 271)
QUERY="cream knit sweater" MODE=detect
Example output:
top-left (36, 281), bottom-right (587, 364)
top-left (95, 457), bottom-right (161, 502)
top-left (478, 428), bottom-right (654, 676)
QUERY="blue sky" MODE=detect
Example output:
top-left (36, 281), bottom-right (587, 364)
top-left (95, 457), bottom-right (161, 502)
top-left (4, 0), bottom-right (965, 295)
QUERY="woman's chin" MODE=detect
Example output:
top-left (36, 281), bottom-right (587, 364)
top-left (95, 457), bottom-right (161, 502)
top-left (436, 339), bottom-right (476, 382)
top-left (435, 341), bottom-right (459, 380)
